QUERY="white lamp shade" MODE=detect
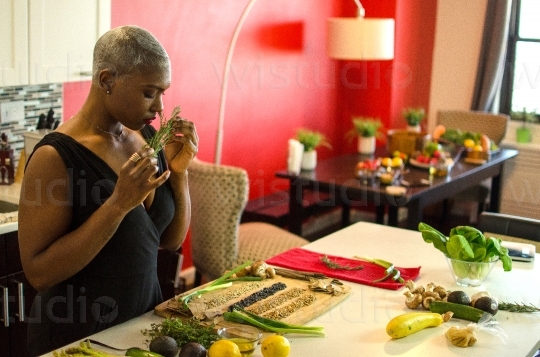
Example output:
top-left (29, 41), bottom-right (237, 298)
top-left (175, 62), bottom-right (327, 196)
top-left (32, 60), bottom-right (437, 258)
top-left (327, 17), bottom-right (395, 60)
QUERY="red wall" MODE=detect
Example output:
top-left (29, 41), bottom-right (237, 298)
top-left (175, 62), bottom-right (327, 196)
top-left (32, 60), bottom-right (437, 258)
top-left (62, 0), bottom-right (437, 270)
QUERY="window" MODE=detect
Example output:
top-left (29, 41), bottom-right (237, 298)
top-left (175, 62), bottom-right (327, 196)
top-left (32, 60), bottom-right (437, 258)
top-left (500, 0), bottom-right (540, 117)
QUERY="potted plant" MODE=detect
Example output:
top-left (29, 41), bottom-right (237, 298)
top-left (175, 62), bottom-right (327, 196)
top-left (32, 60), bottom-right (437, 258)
top-left (347, 117), bottom-right (383, 154)
top-left (296, 128), bottom-right (331, 170)
top-left (511, 108), bottom-right (537, 143)
top-left (402, 107), bottom-right (425, 133)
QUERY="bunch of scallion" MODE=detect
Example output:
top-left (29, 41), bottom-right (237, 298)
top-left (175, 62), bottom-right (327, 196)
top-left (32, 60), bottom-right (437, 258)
top-left (53, 340), bottom-right (122, 357)
top-left (178, 261), bottom-right (258, 306)
top-left (145, 106), bottom-right (183, 156)
top-left (224, 308), bottom-right (326, 337)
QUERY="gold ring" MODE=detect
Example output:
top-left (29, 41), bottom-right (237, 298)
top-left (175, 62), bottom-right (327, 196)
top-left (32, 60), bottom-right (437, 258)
top-left (129, 152), bottom-right (142, 164)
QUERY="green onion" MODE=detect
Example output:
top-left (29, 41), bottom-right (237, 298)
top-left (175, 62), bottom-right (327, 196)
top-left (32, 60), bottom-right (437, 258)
top-left (223, 309), bottom-right (326, 337)
top-left (354, 255), bottom-right (404, 283)
top-left (179, 261), bottom-right (253, 305)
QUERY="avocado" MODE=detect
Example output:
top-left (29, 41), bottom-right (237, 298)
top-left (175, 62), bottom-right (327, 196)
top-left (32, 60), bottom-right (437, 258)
top-left (148, 336), bottom-right (179, 357)
top-left (179, 342), bottom-right (207, 357)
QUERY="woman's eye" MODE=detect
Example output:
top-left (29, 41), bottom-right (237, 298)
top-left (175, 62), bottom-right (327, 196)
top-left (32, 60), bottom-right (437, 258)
top-left (144, 92), bottom-right (156, 99)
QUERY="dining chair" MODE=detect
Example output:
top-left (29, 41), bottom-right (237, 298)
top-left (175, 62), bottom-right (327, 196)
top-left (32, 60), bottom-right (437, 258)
top-left (188, 158), bottom-right (309, 285)
top-left (436, 110), bottom-right (510, 223)
top-left (477, 212), bottom-right (540, 252)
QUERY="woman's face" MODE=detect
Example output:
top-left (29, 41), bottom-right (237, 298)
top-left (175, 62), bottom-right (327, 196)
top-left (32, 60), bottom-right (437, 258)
top-left (107, 66), bottom-right (171, 130)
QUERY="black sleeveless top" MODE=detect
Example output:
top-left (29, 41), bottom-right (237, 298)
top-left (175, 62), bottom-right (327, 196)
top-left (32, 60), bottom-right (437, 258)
top-left (26, 126), bottom-right (175, 356)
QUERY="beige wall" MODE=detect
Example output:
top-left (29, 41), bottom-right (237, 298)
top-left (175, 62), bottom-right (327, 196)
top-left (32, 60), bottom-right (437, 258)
top-left (428, 0), bottom-right (488, 132)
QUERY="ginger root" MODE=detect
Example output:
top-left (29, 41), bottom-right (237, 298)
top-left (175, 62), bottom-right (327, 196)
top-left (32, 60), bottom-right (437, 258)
top-left (445, 326), bottom-right (477, 347)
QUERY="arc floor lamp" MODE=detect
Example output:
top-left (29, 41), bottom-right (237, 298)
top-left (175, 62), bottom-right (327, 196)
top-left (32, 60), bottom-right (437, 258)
top-left (214, 0), bottom-right (395, 164)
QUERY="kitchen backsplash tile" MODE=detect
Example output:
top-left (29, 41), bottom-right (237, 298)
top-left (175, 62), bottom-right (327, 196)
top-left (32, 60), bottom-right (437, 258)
top-left (0, 84), bottom-right (62, 169)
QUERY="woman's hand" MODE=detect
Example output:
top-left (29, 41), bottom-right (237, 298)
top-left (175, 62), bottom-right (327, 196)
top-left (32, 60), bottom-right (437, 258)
top-left (109, 147), bottom-right (170, 212)
top-left (163, 117), bottom-right (199, 173)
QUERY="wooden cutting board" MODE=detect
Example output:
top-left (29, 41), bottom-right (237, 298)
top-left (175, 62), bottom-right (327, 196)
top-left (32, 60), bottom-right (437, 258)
top-left (154, 275), bottom-right (350, 327)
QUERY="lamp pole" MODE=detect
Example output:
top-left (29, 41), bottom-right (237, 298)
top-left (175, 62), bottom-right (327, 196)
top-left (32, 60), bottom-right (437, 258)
top-left (214, 0), bottom-right (258, 165)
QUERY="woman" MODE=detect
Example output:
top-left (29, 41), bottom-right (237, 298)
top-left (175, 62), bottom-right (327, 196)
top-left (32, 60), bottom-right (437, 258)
top-left (18, 25), bottom-right (198, 356)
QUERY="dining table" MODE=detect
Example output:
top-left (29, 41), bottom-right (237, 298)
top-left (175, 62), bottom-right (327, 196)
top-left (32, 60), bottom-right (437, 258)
top-left (40, 221), bottom-right (540, 357)
top-left (276, 147), bottom-right (518, 235)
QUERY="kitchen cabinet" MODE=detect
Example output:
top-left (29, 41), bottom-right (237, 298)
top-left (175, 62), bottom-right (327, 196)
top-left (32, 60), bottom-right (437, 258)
top-left (0, 0), bottom-right (111, 87)
top-left (0, 230), bottom-right (38, 357)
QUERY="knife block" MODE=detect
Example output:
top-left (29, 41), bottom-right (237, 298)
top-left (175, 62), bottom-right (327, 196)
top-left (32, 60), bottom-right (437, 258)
top-left (0, 149), bottom-right (15, 185)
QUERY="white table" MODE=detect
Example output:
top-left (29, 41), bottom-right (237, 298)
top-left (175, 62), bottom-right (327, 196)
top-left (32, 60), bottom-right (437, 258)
top-left (40, 222), bottom-right (540, 357)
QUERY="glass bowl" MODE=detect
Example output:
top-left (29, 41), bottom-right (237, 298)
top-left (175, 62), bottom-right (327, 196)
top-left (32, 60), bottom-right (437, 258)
top-left (445, 256), bottom-right (498, 287)
top-left (217, 326), bottom-right (262, 357)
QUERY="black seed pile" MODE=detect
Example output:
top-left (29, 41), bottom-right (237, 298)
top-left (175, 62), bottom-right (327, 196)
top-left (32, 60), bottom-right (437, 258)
top-left (228, 282), bottom-right (287, 312)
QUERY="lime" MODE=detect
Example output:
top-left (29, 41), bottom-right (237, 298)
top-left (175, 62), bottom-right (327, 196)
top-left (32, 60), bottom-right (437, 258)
top-left (261, 335), bottom-right (290, 357)
top-left (208, 340), bottom-right (241, 357)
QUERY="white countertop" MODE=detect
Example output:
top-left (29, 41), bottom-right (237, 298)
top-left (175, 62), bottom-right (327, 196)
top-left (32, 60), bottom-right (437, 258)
top-left (39, 222), bottom-right (540, 357)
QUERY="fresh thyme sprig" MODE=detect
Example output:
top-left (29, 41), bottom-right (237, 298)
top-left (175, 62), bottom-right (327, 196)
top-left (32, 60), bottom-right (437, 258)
top-left (145, 106), bottom-right (183, 156)
top-left (320, 254), bottom-right (363, 271)
top-left (498, 301), bottom-right (540, 313)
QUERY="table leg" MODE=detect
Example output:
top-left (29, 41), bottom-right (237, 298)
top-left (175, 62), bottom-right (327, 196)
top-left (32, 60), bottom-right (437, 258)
top-left (388, 207), bottom-right (398, 226)
top-left (405, 200), bottom-right (423, 230)
top-left (488, 173), bottom-right (502, 212)
top-left (342, 203), bottom-right (351, 228)
top-left (288, 181), bottom-right (304, 236)
top-left (376, 205), bottom-right (385, 224)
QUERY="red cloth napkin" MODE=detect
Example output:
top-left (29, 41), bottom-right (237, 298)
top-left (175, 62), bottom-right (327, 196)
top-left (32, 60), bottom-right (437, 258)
top-left (266, 248), bottom-right (421, 290)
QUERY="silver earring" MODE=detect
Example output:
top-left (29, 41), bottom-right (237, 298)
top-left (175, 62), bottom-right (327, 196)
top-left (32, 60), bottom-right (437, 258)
top-left (106, 90), bottom-right (110, 94)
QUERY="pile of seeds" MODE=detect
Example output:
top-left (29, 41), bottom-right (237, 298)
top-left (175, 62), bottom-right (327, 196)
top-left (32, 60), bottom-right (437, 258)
top-left (203, 281), bottom-right (265, 309)
top-left (228, 282), bottom-right (287, 312)
top-left (262, 293), bottom-right (316, 320)
top-left (246, 287), bottom-right (306, 315)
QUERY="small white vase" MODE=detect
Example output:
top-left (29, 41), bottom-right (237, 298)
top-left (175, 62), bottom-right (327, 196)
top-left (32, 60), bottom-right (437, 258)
top-left (358, 136), bottom-right (375, 154)
top-left (407, 125), bottom-right (421, 133)
top-left (301, 150), bottom-right (317, 170)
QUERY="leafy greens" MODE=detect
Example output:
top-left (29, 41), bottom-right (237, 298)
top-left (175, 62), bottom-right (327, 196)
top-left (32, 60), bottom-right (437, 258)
top-left (418, 222), bottom-right (512, 271)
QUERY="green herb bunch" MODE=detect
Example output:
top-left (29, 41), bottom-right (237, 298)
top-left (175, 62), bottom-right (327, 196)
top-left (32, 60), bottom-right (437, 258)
top-left (348, 117), bottom-right (383, 138)
top-left (418, 223), bottom-right (512, 271)
top-left (146, 106), bottom-right (183, 156)
top-left (402, 107), bottom-right (425, 126)
top-left (141, 317), bottom-right (219, 349)
top-left (295, 128), bottom-right (332, 152)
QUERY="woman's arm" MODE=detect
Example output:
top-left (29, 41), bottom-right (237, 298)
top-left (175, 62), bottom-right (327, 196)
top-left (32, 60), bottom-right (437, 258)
top-left (159, 117), bottom-right (198, 251)
top-left (18, 145), bottom-right (168, 291)
top-left (159, 170), bottom-right (190, 251)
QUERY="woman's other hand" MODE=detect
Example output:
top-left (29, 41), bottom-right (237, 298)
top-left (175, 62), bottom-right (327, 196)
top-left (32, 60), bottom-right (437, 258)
top-left (164, 117), bottom-right (199, 173)
top-left (110, 147), bottom-right (170, 211)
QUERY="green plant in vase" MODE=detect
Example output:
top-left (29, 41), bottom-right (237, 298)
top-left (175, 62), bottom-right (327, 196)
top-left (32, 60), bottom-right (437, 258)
top-left (511, 108), bottom-right (537, 143)
top-left (347, 117), bottom-right (383, 154)
top-left (295, 128), bottom-right (331, 170)
top-left (296, 128), bottom-right (331, 152)
top-left (402, 107), bottom-right (425, 132)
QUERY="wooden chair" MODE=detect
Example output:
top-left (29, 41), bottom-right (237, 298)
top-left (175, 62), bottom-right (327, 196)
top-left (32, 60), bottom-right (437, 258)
top-left (437, 110), bottom-right (509, 222)
top-left (477, 212), bottom-right (540, 252)
top-left (188, 158), bottom-right (309, 285)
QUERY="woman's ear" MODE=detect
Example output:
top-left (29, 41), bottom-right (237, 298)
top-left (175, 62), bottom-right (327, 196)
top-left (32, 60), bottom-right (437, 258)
top-left (98, 69), bottom-right (117, 94)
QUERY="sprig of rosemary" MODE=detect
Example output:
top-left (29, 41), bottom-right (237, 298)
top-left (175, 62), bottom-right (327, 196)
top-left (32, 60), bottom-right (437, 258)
top-left (498, 301), bottom-right (540, 313)
top-left (141, 317), bottom-right (219, 349)
top-left (146, 106), bottom-right (183, 156)
top-left (320, 254), bottom-right (363, 271)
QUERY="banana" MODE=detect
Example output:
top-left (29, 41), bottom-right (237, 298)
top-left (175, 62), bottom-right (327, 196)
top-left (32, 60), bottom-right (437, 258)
top-left (386, 312), bottom-right (448, 339)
